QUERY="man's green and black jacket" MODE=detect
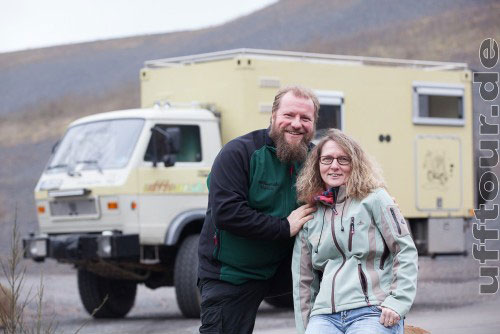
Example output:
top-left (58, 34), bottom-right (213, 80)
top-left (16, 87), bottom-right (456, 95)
top-left (198, 128), bottom-right (306, 285)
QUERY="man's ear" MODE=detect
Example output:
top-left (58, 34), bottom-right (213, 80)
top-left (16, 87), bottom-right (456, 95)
top-left (270, 112), bottom-right (275, 125)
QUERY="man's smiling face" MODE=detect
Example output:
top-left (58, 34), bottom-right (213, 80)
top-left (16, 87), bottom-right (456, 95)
top-left (269, 91), bottom-right (315, 163)
top-left (270, 91), bottom-right (315, 163)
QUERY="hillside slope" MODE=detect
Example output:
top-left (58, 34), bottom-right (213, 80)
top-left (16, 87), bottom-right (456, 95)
top-left (0, 0), bottom-right (498, 256)
top-left (1, 0), bottom-right (497, 117)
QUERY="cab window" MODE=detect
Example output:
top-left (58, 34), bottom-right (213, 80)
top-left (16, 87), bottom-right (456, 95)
top-left (144, 124), bottom-right (202, 162)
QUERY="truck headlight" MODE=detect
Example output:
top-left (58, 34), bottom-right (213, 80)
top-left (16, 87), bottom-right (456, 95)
top-left (26, 238), bottom-right (47, 258)
top-left (97, 231), bottom-right (113, 258)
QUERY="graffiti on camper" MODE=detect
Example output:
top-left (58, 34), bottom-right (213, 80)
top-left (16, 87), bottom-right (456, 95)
top-left (423, 150), bottom-right (454, 189)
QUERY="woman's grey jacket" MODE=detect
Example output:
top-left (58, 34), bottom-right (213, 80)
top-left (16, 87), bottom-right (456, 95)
top-left (292, 186), bottom-right (418, 333)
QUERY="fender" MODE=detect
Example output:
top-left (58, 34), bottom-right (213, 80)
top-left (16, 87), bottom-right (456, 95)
top-left (164, 209), bottom-right (206, 246)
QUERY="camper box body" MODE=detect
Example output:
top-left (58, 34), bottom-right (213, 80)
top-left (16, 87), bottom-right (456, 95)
top-left (141, 49), bottom-right (474, 254)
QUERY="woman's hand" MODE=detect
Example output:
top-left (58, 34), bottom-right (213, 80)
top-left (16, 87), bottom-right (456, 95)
top-left (378, 306), bottom-right (400, 327)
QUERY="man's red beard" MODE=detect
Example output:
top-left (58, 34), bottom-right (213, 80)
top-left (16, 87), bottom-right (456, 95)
top-left (269, 125), bottom-right (313, 164)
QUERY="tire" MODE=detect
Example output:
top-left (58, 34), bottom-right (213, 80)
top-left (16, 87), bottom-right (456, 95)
top-left (77, 268), bottom-right (137, 318)
top-left (174, 234), bottom-right (201, 318)
top-left (264, 292), bottom-right (294, 309)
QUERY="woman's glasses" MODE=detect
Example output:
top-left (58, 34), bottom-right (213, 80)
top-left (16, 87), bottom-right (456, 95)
top-left (319, 156), bottom-right (351, 166)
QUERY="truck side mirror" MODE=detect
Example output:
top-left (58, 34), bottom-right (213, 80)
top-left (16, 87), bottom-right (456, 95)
top-left (164, 127), bottom-right (181, 154)
top-left (151, 126), bottom-right (181, 167)
top-left (162, 127), bottom-right (181, 167)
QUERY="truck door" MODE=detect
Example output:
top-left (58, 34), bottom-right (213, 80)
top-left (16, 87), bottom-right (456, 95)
top-left (314, 91), bottom-right (344, 139)
top-left (415, 135), bottom-right (462, 211)
top-left (137, 123), bottom-right (209, 244)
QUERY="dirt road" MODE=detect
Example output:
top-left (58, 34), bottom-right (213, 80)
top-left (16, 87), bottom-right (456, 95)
top-left (5, 254), bottom-right (497, 334)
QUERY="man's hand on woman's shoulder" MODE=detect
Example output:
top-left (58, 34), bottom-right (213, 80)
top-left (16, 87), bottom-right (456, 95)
top-left (288, 204), bottom-right (316, 237)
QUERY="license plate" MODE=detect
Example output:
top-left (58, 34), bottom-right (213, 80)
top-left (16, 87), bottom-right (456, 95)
top-left (49, 199), bottom-right (97, 217)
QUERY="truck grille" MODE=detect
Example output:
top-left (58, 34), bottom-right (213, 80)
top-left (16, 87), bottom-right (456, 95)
top-left (49, 198), bottom-right (97, 217)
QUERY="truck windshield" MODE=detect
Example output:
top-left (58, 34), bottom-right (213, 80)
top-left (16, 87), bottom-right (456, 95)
top-left (47, 119), bottom-right (144, 172)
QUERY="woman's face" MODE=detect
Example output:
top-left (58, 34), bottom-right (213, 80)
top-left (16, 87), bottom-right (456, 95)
top-left (319, 140), bottom-right (352, 189)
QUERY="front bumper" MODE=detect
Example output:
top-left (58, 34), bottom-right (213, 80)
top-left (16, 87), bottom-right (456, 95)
top-left (23, 233), bottom-right (140, 262)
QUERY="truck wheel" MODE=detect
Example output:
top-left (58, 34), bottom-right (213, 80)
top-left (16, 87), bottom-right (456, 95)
top-left (77, 268), bottom-right (137, 318)
top-left (174, 234), bottom-right (201, 318)
top-left (264, 293), bottom-right (294, 309)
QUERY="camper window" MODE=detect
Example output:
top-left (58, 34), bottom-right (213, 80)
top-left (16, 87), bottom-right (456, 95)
top-left (315, 91), bottom-right (344, 139)
top-left (316, 104), bottom-right (342, 139)
top-left (144, 125), bottom-right (202, 163)
top-left (413, 84), bottom-right (465, 126)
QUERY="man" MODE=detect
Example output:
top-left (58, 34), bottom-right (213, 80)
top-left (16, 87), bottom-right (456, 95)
top-left (198, 86), bottom-right (319, 333)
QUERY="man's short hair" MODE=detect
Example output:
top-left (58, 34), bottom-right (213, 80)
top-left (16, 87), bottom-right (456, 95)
top-left (271, 86), bottom-right (320, 122)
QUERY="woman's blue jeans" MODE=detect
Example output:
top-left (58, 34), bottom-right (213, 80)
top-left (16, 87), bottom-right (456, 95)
top-left (305, 306), bottom-right (404, 334)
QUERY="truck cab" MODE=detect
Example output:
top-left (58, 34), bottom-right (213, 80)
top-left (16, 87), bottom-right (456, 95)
top-left (25, 105), bottom-right (220, 318)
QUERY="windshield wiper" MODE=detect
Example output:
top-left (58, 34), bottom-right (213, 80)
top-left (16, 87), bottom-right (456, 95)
top-left (76, 160), bottom-right (103, 173)
top-left (47, 163), bottom-right (68, 170)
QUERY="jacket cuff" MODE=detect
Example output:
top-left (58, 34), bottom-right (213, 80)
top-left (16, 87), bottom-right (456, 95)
top-left (280, 218), bottom-right (291, 239)
top-left (381, 295), bottom-right (409, 318)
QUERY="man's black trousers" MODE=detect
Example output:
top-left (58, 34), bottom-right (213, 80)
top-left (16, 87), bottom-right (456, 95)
top-left (198, 278), bottom-right (272, 334)
top-left (198, 253), bottom-right (293, 334)
top-left (198, 257), bottom-right (293, 333)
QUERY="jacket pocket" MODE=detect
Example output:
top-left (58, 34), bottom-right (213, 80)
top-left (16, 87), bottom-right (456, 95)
top-left (389, 207), bottom-right (402, 235)
top-left (379, 239), bottom-right (390, 270)
top-left (387, 205), bottom-right (410, 237)
top-left (357, 262), bottom-right (370, 304)
top-left (348, 217), bottom-right (355, 252)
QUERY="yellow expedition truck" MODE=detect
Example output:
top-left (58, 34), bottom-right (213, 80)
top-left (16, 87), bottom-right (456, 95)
top-left (24, 49), bottom-right (475, 319)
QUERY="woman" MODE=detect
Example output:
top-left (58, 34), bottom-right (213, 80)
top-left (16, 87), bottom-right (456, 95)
top-left (292, 129), bottom-right (418, 334)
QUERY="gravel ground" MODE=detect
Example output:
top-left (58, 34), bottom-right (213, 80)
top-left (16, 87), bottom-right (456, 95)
top-left (0, 253), bottom-right (497, 334)
top-left (2, 220), bottom-right (499, 333)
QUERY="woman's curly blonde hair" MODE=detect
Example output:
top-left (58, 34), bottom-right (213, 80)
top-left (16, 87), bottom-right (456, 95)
top-left (296, 129), bottom-right (386, 204)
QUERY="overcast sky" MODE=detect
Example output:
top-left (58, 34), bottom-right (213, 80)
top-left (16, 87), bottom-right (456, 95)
top-left (0, 0), bottom-right (277, 53)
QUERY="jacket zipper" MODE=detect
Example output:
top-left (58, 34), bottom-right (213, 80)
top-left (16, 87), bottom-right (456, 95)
top-left (213, 229), bottom-right (221, 259)
top-left (390, 207), bottom-right (402, 235)
top-left (287, 165), bottom-right (294, 214)
top-left (379, 240), bottom-right (390, 270)
top-left (331, 208), bottom-right (346, 313)
top-left (348, 217), bottom-right (355, 252)
top-left (358, 263), bottom-right (370, 305)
